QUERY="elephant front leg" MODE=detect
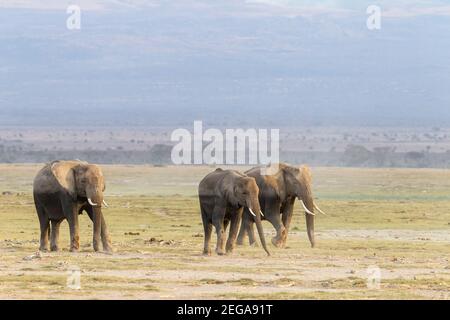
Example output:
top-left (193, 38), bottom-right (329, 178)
top-left (265, 202), bottom-right (286, 248)
top-left (236, 214), bottom-right (248, 246)
top-left (226, 208), bottom-right (243, 254)
top-left (100, 215), bottom-right (113, 252)
top-left (272, 225), bottom-right (286, 248)
top-left (92, 209), bottom-right (102, 252)
top-left (280, 198), bottom-right (295, 247)
top-left (239, 214), bottom-right (258, 246)
top-left (66, 205), bottom-right (80, 252)
top-left (212, 205), bottom-right (226, 255)
top-left (237, 210), bottom-right (255, 246)
top-left (214, 226), bottom-right (226, 256)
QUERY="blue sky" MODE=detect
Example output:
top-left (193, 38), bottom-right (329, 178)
top-left (2, 0), bottom-right (450, 16)
top-left (0, 0), bottom-right (449, 126)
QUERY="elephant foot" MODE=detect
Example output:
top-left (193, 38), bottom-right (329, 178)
top-left (249, 241), bottom-right (259, 247)
top-left (50, 245), bottom-right (59, 252)
top-left (225, 245), bottom-right (234, 254)
top-left (271, 237), bottom-right (284, 248)
top-left (39, 247), bottom-right (49, 252)
top-left (102, 239), bottom-right (113, 252)
top-left (276, 238), bottom-right (287, 249)
top-left (215, 248), bottom-right (225, 256)
top-left (93, 239), bottom-right (101, 252)
top-left (103, 246), bottom-right (114, 254)
top-left (71, 239), bottom-right (80, 252)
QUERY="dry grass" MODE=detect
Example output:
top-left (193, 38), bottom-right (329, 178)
top-left (0, 164), bottom-right (449, 299)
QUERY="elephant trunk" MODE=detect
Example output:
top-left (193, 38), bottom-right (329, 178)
top-left (305, 210), bottom-right (315, 248)
top-left (299, 188), bottom-right (315, 248)
top-left (86, 187), bottom-right (104, 252)
top-left (248, 199), bottom-right (270, 256)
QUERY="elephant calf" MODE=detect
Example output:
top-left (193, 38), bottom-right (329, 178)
top-left (33, 160), bottom-right (113, 252)
top-left (198, 168), bottom-right (270, 256)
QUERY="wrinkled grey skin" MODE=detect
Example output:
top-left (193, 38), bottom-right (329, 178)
top-left (237, 163), bottom-right (316, 248)
top-left (33, 160), bottom-right (113, 252)
top-left (198, 168), bottom-right (270, 256)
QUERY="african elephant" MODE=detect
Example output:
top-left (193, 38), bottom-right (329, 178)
top-left (237, 163), bottom-right (325, 248)
top-left (198, 168), bottom-right (270, 256)
top-left (33, 160), bottom-right (113, 252)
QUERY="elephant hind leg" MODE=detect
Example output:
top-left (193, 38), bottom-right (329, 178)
top-left (202, 220), bottom-right (213, 256)
top-left (223, 219), bottom-right (230, 232)
top-left (212, 205), bottom-right (227, 256)
top-left (50, 219), bottom-right (63, 251)
top-left (62, 200), bottom-right (79, 252)
top-left (36, 205), bottom-right (50, 252)
top-left (201, 205), bottom-right (213, 256)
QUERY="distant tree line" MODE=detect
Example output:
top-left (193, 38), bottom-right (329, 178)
top-left (283, 145), bottom-right (450, 168)
top-left (2, 143), bottom-right (450, 168)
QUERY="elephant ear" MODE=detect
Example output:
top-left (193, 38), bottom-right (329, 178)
top-left (51, 161), bottom-right (77, 200)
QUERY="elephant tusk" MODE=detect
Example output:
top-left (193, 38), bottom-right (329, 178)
top-left (102, 200), bottom-right (109, 208)
top-left (314, 203), bottom-right (326, 215)
top-left (248, 208), bottom-right (257, 217)
top-left (88, 198), bottom-right (98, 206)
top-left (300, 200), bottom-right (315, 216)
top-left (260, 210), bottom-right (265, 217)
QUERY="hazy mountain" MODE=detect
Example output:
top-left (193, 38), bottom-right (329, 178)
top-left (0, 0), bottom-right (449, 127)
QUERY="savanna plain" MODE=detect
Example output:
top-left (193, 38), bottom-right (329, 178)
top-left (0, 165), bottom-right (449, 299)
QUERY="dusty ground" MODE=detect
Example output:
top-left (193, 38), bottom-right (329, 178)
top-left (0, 165), bottom-right (449, 299)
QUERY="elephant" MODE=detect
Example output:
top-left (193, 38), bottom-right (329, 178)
top-left (33, 160), bottom-right (113, 252)
top-left (237, 163), bottom-right (326, 248)
top-left (198, 168), bottom-right (270, 256)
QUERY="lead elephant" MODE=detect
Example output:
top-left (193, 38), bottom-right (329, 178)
top-left (33, 160), bottom-right (113, 252)
top-left (199, 168), bottom-right (270, 256)
top-left (237, 163), bottom-right (325, 248)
